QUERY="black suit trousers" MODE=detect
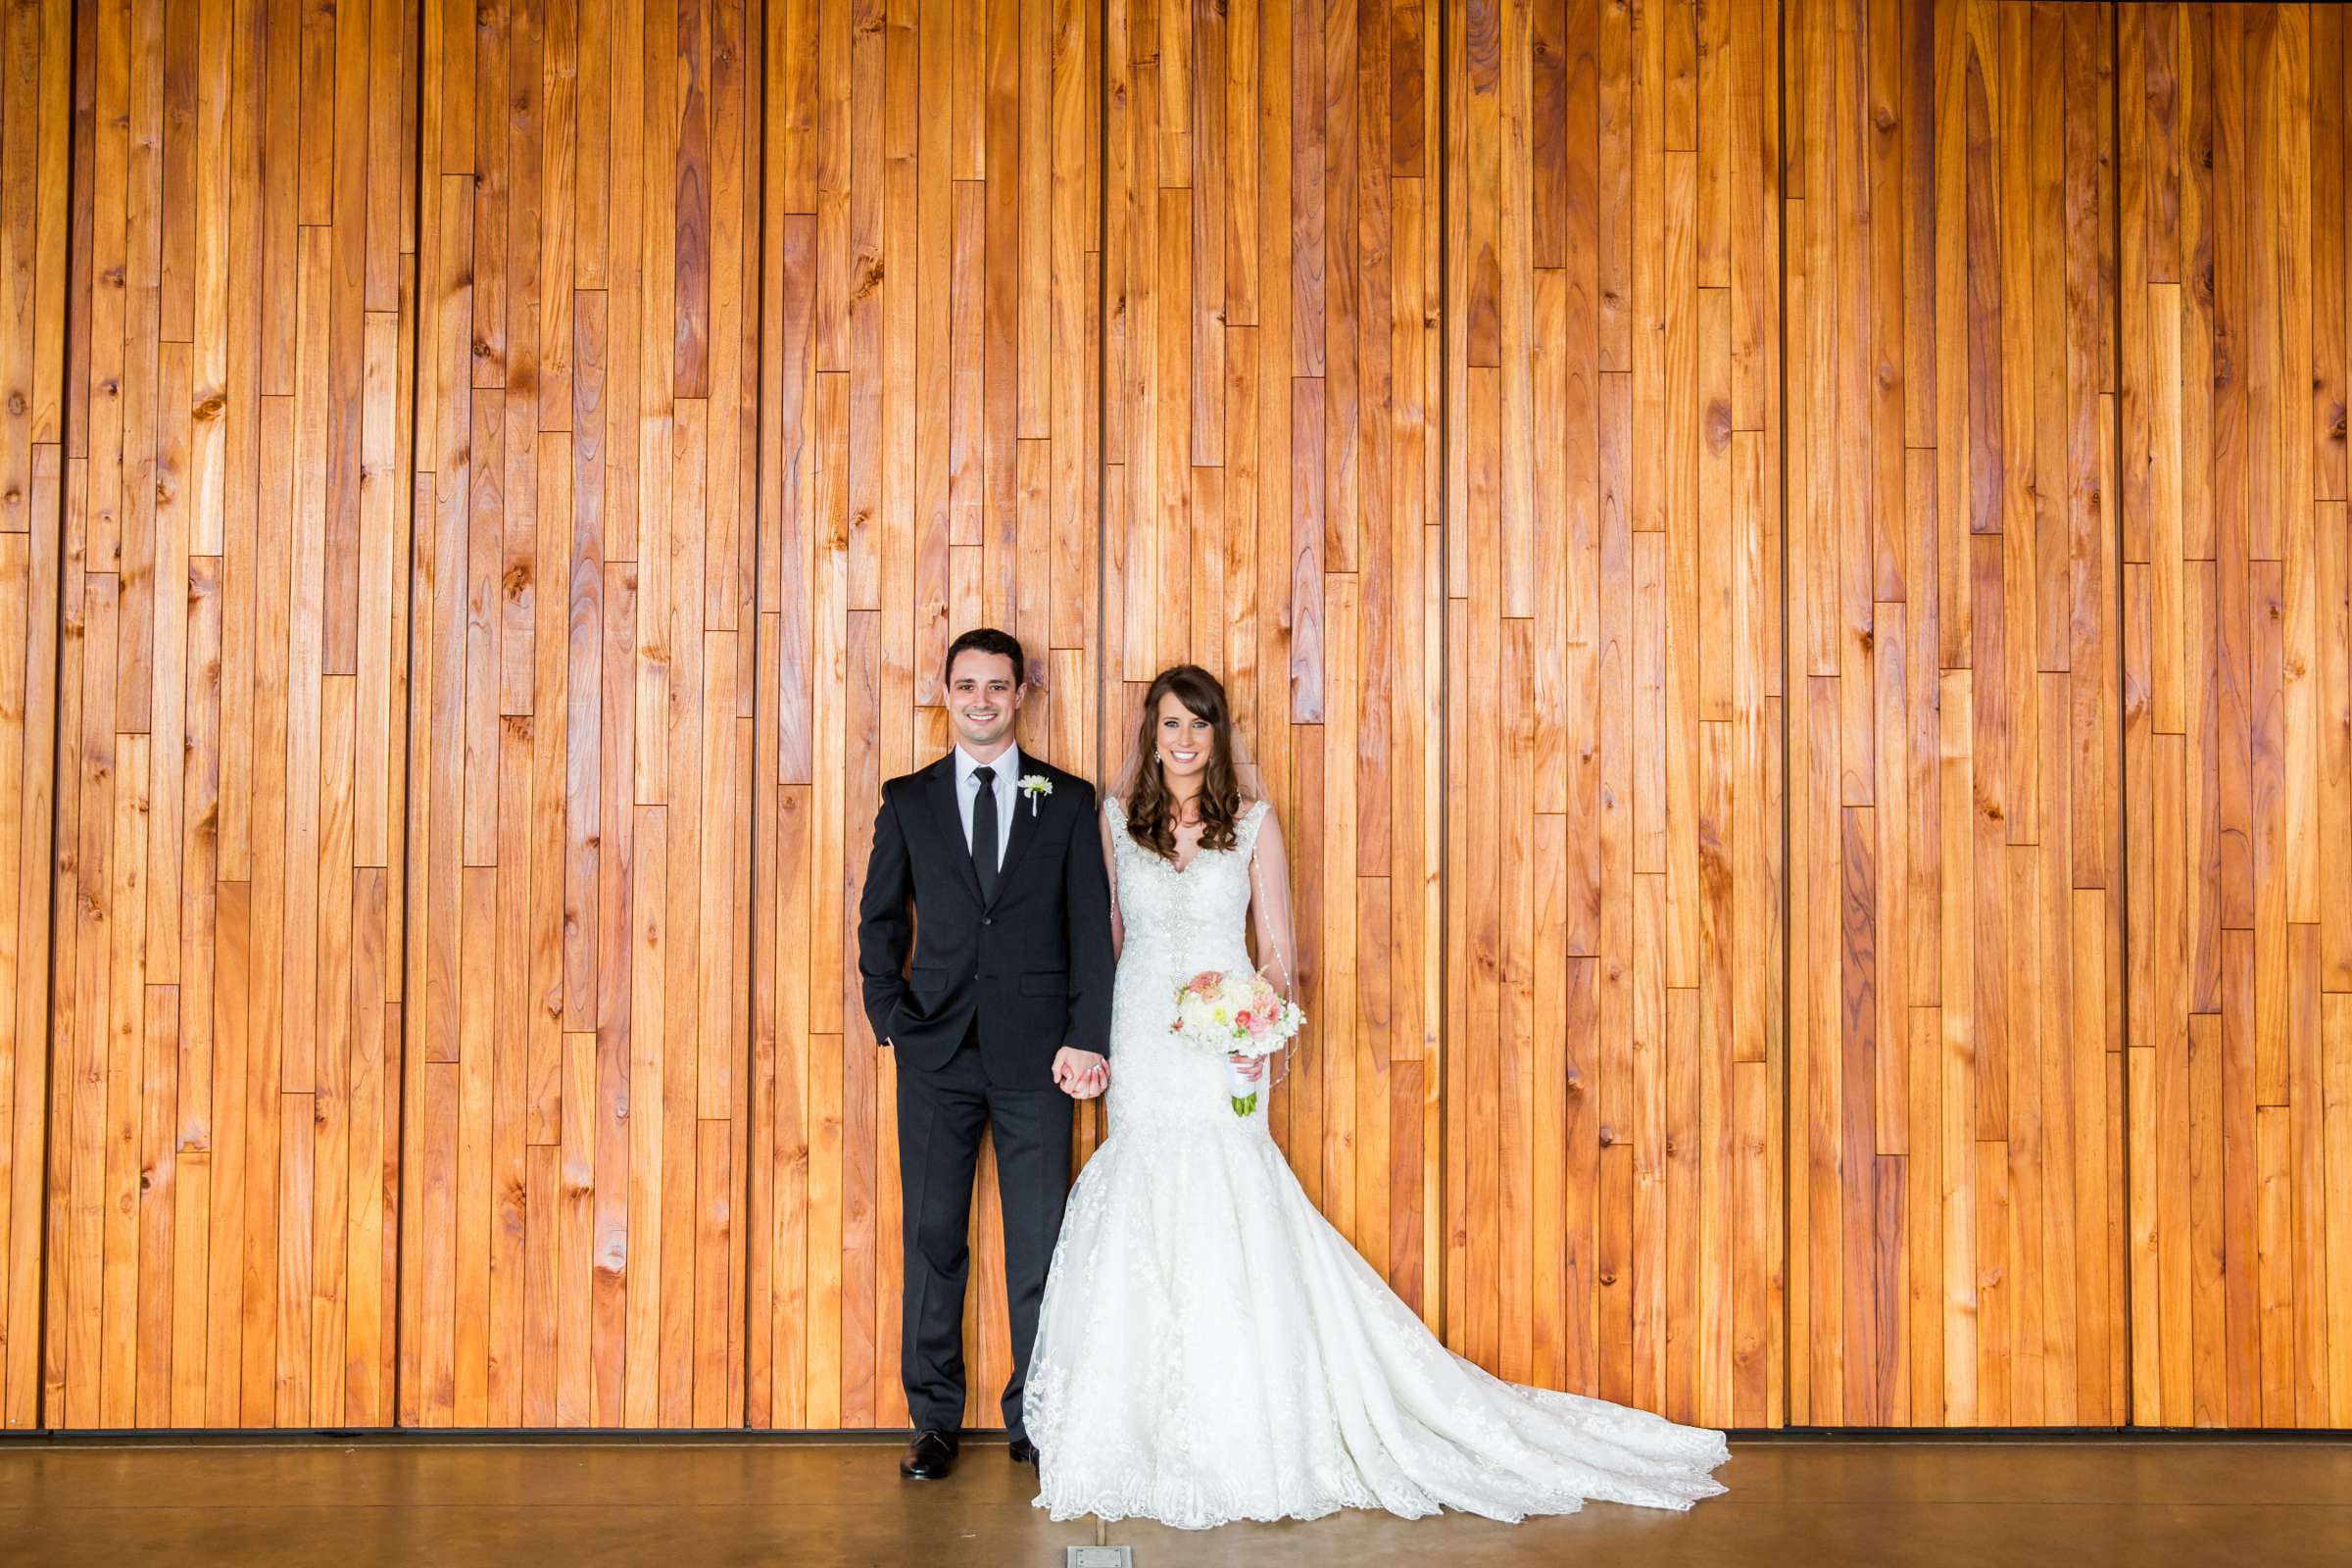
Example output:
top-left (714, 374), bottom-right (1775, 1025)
top-left (895, 1020), bottom-right (1071, 1439)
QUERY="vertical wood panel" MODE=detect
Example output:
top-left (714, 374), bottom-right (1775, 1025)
top-left (43, 0), bottom-right (412, 1429)
top-left (1788, 0), bottom-right (2127, 1430)
top-left (404, 0), bottom-right (753, 1428)
top-left (0, 0), bottom-right (69, 1431)
top-left (2126, 0), bottom-right (2351, 1431)
top-left (1446, 0), bottom-right (1783, 1428)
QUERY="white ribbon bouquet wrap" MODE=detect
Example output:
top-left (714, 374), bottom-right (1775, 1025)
top-left (1168, 969), bottom-right (1304, 1115)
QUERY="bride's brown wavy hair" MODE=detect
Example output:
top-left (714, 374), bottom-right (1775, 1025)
top-left (1125, 664), bottom-right (1247, 863)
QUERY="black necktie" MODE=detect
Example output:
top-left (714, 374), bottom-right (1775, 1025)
top-left (971, 765), bottom-right (1000, 903)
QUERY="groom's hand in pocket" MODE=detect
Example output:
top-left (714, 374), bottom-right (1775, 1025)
top-left (1052, 1047), bottom-right (1108, 1100)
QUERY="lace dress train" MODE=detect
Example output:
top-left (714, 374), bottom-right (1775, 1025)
top-left (1023, 799), bottom-right (1731, 1529)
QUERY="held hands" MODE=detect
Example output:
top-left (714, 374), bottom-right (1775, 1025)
top-left (1229, 1053), bottom-right (1267, 1084)
top-left (1053, 1047), bottom-right (1109, 1101)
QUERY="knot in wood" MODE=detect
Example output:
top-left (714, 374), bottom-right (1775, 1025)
top-left (1705, 399), bottom-right (1732, 451)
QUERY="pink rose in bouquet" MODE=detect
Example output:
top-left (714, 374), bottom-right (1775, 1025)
top-left (1167, 969), bottom-right (1304, 1115)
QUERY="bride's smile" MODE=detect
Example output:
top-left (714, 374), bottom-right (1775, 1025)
top-left (1156, 695), bottom-right (1216, 786)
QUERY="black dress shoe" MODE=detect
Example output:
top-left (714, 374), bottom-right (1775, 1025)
top-left (900, 1431), bottom-right (959, 1480)
top-left (1007, 1436), bottom-right (1037, 1465)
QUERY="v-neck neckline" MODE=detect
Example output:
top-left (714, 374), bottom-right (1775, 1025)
top-left (1157, 798), bottom-right (1217, 875)
top-left (1138, 801), bottom-right (1257, 875)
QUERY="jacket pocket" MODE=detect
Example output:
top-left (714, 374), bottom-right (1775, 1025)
top-left (910, 965), bottom-right (949, 997)
top-left (1017, 969), bottom-right (1069, 998)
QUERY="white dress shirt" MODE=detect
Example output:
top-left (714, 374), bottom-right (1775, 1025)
top-left (953, 744), bottom-right (1019, 870)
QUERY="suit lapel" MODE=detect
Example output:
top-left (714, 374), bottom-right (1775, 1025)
top-left (991, 757), bottom-right (1045, 906)
top-left (924, 755), bottom-right (986, 905)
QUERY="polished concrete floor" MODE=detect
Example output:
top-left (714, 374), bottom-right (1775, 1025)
top-left (1, 1436), bottom-right (2346, 1566)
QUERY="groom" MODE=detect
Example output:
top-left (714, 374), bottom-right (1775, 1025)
top-left (858, 626), bottom-right (1115, 1481)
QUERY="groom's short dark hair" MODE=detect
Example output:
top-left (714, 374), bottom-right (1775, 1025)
top-left (944, 626), bottom-right (1028, 687)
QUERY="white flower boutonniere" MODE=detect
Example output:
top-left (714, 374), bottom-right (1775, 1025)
top-left (1018, 773), bottom-right (1054, 817)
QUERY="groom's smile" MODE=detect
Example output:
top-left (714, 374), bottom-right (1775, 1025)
top-left (944, 648), bottom-right (1027, 754)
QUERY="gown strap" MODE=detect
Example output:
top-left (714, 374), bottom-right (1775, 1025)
top-left (1234, 797), bottom-right (1273, 858)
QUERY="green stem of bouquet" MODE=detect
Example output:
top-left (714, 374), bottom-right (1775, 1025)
top-left (1231, 1092), bottom-right (1259, 1116)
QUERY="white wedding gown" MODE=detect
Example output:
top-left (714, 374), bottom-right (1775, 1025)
top-left (1024, 797), bottom-right (1731, 1529)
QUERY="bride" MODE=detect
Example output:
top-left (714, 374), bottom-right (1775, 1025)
top-left (1023, 664), bottom-right (1731, 1529)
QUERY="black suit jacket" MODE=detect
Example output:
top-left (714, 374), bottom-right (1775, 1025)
top-left (857, 753), bottom-right (1116, 1089)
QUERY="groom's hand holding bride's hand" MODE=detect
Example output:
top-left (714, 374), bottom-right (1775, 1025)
top-left (1053, 1047), bottom-right (1108, 1101)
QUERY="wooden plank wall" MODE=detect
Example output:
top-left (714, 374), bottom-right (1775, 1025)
top-left (10, 0), bottom-right (2352, 1437)
top-left (1788, 0), bottom-right (2127, 1429)
top-left (749, 0), bottom-right (1100, 1432)
top-left (0, 0), bottom-right (68, 1432)
top-left (2122, 1), bottom-right (2352, 1430)
top-left (1446, 0), bottom-right (1784, 1430)
top-left (47, 0), bottom-right (416, 1428)
top-left (1100, 0), bottom-right (1444, 1325)
top-left (403, 0), bottom-right (759, 1428)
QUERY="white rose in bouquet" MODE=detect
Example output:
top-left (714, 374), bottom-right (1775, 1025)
top-left (1167, 968), bottom-right (1305, 1116)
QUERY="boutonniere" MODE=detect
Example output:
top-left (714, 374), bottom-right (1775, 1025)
top-left (1018, 773), bottom-right (1054, 816)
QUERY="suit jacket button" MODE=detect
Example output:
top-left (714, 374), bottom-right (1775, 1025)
top-left (983, 916), bottom-right (993, 926)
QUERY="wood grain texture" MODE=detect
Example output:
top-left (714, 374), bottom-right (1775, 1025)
top-left (2124, 1), bottom-right (2351, 1431)
top-left (1446, 0), bottom-right (1783, 1429)
top-left (1099, 0), bottom-right (1443, 1340)
top-left (750, 0), bottom-right (1101, 1432)
top-left (1787, 0), bottom-right (2128, 1430)
top-left (9, 0), bottom-right (2350, 1438)
top-left (403, 0), bottom-right (755, 1429)
top-left (41, 0), bottom-right (414, 1428)
top-left (0, 0), bottom-right (68, 1432)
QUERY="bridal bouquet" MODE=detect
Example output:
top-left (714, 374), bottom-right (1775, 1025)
top-left (1168, 969), bottom-right (1304, 1116)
